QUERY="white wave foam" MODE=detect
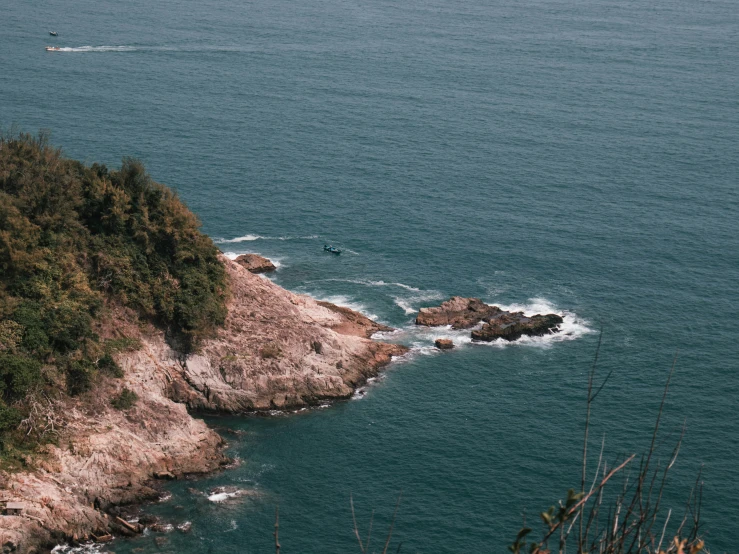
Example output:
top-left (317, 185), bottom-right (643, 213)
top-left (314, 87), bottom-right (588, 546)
top-left (392, 290), bottom-right (445, 315)
top-left (376, 325), bottom-right (474, 358)
top-left (217, 234), bottom-right (263, 243)
top-left (177, 521), bottom-right (192, 532)
top-left (52, 543), bottom-right (107, 553)
top-left (208, 488), bottom-right (249, 503)
top-left (215, 234), bottom-right (317, 243)
top-left (155, 523), bottom-right (174, 532)
top-left (352, 377), bottom-right (379, 400)
top-left (378, 297), bottom-right (592, 354)
top-left (487, 298), bottom-right (592, 345)
top-left (56, 45), bottom-right (137, 53)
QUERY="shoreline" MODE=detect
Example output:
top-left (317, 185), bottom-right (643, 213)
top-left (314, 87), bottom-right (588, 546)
top-left (0, 256), bottom-right (407, 554)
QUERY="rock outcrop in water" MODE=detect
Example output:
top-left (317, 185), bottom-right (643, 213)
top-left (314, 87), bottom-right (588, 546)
top-left (0, 256), bottom-right (407, 552)
top-left (234, 253), bottom-right (276, 273)
top-left (417, 297), bottom-right (563, 342)
top-left (416, 297), bottom-right (503, 329)
top-left (471, 312), bottom-right (563, 342)
top-left (434, 338), bottom-right (454, 350)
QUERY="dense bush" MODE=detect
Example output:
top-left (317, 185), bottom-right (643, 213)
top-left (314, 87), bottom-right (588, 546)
top-left (111, 387), bottom-right (138, 410)
top-left (0, 353), bottom-right (41, 400)
top-left (0, 132), bottom-right (228, 446)
top-left (97, 352), bottom-right (123, 377)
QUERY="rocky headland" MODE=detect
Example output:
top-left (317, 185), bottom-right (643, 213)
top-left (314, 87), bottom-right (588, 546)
top-left (417, 297), bottom-right (563, 342)
top-left (0, 257), bottom-right (406, 553)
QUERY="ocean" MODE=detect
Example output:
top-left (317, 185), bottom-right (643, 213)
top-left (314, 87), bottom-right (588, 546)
top-left (2, 0), bottom-right (738, 551)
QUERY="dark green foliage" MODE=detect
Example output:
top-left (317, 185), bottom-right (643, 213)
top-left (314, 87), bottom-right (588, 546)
top-left (0, 353), bottom-right (41, 400)
top-left (66, 359), bottom-right (95, 395)
top-left (104, 336), bottom-right (142, 353)
top-left (97, 352), bottom-right (123, 377)
top-left (111, 387), bottom-right (138, 410)
top-left (0, 131), bottom-right (228, 446)
top-left (0, 403), bottom-right (21, 433)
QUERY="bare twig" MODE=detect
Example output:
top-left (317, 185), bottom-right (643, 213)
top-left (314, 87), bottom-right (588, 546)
top-left (540, 454), bottom-right (636, 547)
top-left (350, 494), bottom-right (366, 554)
top-left (274, 506), bottom-right (280, 554)
top-left (580, 331), bottom-right (604, 548)
top-left (382, 491), bottom-right (403, 554)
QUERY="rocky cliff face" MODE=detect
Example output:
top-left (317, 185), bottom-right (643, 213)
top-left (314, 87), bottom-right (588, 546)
top-left (0, 256), bottom-right (406, 553)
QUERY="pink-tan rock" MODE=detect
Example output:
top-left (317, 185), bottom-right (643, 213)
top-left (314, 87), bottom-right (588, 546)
top-left (434, 339), bottom-right (454, 350)
top-left (233, 253), bottom-right (276, 273)
top-left (0, 255), bottom-right (407, 553)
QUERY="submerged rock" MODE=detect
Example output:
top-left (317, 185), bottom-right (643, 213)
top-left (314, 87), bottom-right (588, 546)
top-left (434, 339), bottom-right (455, 350)
top-left (234, 253), bottom-right (276, 273)
top-left (416, 297), bottom-right (502, 329)
top-left (471, 313), bottom-right (563, 342)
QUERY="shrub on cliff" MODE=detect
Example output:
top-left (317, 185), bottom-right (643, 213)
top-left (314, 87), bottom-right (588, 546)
top-left (111, 387), bottom-right (138, 410)
top-left (0, 131), bottom-right (228, 449)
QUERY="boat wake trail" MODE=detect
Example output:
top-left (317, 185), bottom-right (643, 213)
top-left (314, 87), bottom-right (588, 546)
top-left (55, 46), bottom-right (138, 53)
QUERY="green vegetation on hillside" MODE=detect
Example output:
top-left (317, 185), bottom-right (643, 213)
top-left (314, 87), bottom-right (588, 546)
top-left (0, 132), bottom-right (228, 450)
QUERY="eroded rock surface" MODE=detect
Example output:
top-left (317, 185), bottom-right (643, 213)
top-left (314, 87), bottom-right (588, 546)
top-left (233, 253), bottom-right (276, 273)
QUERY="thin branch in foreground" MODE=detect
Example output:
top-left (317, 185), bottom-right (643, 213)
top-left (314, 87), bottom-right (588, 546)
top-left (382, 491), bottom-right (403, 554)
top-left (350, 493), bottom-right (366, 554)
top-left (274, 506), bottom-right (280, 554)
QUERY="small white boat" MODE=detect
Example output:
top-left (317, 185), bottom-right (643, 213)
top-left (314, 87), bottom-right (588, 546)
top-left (45, 46), bottom-right (61, 52)
top-left (49, 31), bottom-right (58, 36)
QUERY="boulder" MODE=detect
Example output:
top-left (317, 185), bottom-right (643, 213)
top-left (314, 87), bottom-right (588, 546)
top-left (471, 313), bottom-right (563, 342)
top-left (416, 297), bottom-right (502, 329)
top-left (434, 339), bottom-right (454, 350)
top-left (233, 254), bottom-right (276, 273)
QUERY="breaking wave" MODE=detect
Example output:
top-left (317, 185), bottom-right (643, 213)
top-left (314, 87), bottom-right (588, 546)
top-left (392, 289), bottom-right (446, 315)
top-left (208, 488), bottom-right (250, 503)
top-left (52, 542), bottom-right (110, 553)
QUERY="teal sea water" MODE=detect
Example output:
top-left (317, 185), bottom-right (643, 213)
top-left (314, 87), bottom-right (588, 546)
top-left (3, 0), bottom-right (738, 551)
